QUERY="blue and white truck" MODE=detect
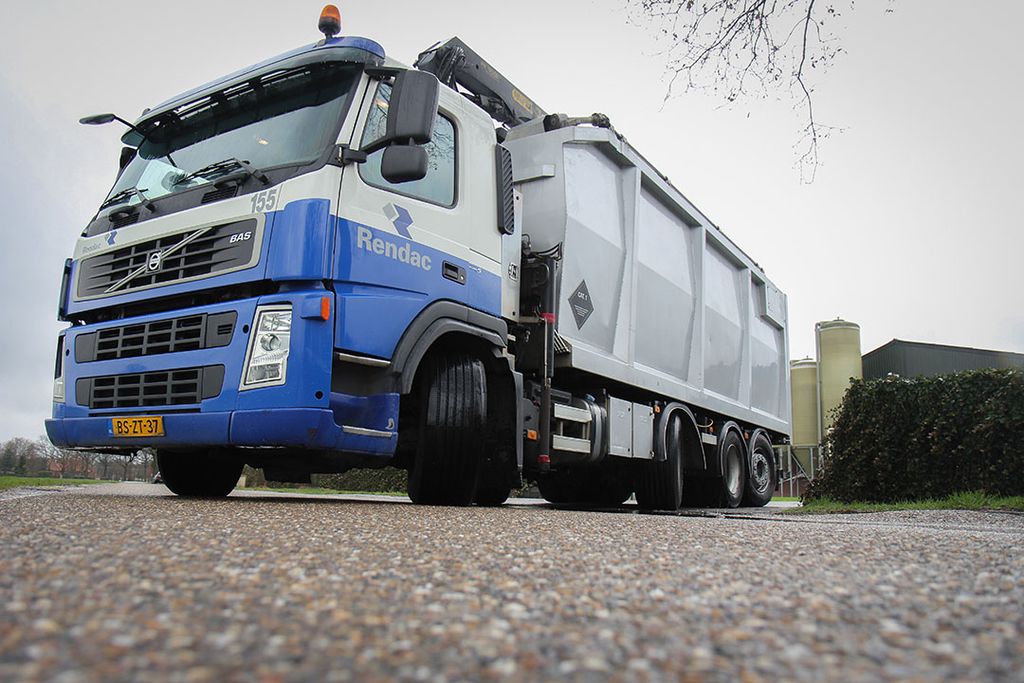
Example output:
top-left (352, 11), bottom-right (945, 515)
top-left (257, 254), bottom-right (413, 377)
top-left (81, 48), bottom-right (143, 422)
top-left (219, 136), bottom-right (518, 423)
top-left (46, 6), bottom-right (791, 509)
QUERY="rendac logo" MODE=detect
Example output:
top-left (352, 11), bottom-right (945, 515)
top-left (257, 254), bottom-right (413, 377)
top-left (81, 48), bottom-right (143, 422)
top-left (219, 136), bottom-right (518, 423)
top-left (356, 227), bottom-right (432, 271)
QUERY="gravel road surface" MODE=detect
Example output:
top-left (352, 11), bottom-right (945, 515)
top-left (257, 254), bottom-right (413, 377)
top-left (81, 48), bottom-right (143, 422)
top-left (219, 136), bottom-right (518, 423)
top-left (1, 483), bottom-right (1022, 682)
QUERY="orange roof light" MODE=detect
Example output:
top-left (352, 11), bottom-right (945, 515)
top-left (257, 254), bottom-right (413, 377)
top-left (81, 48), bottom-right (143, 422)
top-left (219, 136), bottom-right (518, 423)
top-left (318, 5), bottom-right (342, 39)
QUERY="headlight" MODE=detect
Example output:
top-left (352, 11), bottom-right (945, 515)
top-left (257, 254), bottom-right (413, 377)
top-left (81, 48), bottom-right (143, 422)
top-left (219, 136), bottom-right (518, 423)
top-left (53, 334), bottom-right (66, 402)
top-left (241, 306), bottom-right (292, 389)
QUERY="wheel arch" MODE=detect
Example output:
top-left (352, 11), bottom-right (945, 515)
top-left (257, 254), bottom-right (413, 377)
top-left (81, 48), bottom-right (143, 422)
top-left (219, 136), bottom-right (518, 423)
top-left (654, 402), bottom-right (704, 471)
top-left (394, 303), bottom-right (522, 482)
top-left (391, 301), bottom-right (508, 395)
top-left (715, 420), bottom-right (747, 476)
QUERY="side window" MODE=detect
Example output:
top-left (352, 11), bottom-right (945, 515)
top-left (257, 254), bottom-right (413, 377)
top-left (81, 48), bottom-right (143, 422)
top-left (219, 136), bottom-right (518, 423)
top-left (359, 83), bottom-right (457, 207)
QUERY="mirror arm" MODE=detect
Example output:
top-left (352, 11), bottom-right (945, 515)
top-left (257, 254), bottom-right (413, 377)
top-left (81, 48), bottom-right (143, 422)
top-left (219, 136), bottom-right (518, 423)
top-left (336, 145), bottom-right (369, 165)
top-left (364, 66), bottom-right (402, 79)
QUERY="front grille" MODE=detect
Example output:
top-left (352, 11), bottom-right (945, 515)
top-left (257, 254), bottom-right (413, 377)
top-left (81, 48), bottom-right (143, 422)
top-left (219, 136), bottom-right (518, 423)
top-left (76, 219), bottom-right (259, 299)
top-left (76, 365), bottom-right (225, 410)
top-left (75, 311), bottom-right (236, 362)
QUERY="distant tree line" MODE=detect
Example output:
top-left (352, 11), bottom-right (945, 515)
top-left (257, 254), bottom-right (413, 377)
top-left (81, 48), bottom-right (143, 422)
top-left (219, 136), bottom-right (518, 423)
top-left (0, 436), bottom-right (154, 481)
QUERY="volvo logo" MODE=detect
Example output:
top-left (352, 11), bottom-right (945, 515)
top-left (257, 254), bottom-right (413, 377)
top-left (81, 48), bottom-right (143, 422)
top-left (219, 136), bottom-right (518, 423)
top-left (147, 252), bottom-right (162, 271)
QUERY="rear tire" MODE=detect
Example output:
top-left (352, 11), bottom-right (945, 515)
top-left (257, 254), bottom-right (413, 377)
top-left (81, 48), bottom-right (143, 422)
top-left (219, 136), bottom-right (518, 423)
top-left (407, 354), bottom-right (486, 506)
top-left (719, 429), bottom-right (746, 508)
top-left (742, 432), bottom-right (776, 507)
top-left (157, 449), bottom-right (242, 498)
top-left (636, 411), bottom-right (685, 511)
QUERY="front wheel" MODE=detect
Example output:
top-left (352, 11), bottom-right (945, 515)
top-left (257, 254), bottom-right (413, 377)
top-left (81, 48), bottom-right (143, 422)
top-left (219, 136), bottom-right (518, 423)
top-left (474, 482), bottom-right (513, 507)
top-left (156, 449), bottom-right (242, 498)
top-left (407, 354), bottom-right (486, 506)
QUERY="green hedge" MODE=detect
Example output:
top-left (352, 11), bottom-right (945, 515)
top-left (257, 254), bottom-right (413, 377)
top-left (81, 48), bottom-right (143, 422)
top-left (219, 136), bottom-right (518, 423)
top-left (805, 369), bottom-right (1024, 502)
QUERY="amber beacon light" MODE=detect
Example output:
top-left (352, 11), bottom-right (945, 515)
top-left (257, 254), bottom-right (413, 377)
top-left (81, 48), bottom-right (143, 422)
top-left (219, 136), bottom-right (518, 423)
top-left (318, 5), bottom-right (342, 39)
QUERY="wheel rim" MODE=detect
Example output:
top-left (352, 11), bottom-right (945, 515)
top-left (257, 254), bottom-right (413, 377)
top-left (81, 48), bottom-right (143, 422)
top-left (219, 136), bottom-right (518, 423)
top-left (750, 448), bottom-right (771, 494)
top-left (725, 443), bottom-right (742, 497)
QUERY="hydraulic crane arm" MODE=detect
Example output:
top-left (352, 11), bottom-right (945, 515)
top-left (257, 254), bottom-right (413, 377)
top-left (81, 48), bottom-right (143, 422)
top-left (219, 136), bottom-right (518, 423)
top-left (415, 37), bottom-right (546, 128)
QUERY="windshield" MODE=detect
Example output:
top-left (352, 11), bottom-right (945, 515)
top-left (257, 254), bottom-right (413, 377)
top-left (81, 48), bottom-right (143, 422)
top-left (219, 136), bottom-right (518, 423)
top-left (101, 61), bottom-right (360, 215)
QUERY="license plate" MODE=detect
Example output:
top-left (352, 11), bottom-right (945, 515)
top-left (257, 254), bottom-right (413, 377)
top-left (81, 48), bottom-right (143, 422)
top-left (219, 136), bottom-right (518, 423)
top-left (111, 416), bottom-right (165, 438)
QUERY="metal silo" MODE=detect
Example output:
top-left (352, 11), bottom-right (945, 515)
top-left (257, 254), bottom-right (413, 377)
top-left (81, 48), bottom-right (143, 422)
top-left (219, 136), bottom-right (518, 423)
top-left (789, 358), bottom-right (819, 447)
top-left (815, 319), bottom-right (862, 439)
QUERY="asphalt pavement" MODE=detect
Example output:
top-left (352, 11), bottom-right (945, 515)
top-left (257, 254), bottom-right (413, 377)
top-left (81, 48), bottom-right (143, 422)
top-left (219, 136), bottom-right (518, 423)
top-left (1, 482), bottom-right (1022, 682)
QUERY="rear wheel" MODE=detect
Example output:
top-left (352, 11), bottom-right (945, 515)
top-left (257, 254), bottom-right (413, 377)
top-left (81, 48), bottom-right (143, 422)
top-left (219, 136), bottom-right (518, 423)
top-left (156, 449), bottom-right (242, 498)
top-left (407, 354), bottom-right (486, 506)
top-left (636, 411), bottom-right (685, 511)
top-left (742, 432), bottom-right (776, 507)
top-left (719, 429), bottom-right (746, 508)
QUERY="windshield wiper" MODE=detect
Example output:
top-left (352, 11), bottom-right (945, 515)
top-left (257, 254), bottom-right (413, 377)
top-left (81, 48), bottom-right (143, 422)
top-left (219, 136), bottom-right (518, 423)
top-left (99, 187), bottom-right (155, 212)
top-left (175, 157), bottom-right (270, 186)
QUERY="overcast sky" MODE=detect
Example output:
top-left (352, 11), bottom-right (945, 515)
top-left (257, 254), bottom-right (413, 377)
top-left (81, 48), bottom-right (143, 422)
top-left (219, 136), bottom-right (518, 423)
top-left (0, 0), bottom-right (1021, 441)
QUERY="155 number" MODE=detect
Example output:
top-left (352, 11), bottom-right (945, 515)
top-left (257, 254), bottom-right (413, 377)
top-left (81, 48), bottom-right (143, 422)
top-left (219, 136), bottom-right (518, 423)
top-left (250, 188), bottom-right (279, 213)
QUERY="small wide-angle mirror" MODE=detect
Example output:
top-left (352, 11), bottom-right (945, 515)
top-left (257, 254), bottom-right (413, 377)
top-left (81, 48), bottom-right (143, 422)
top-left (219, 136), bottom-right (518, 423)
top-left (381, 146), bottom-right (428, 183)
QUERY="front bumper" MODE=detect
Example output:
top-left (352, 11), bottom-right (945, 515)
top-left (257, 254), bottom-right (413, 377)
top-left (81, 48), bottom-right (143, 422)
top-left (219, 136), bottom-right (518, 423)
top-left (45, 289), bottom-right (398, 456)
top-left (45, 403), bottom-right (398, 454)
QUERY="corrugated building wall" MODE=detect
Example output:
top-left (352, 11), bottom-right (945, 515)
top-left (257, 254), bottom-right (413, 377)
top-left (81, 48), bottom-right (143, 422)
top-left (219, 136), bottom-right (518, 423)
top-left (863, 339), bottom-right (1024, 379)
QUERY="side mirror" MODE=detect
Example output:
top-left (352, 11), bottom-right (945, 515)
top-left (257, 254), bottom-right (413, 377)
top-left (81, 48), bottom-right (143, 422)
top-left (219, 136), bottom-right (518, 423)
top-left (362, 70), bottom-right (439, 154)
top-left (80, 113), bottom-right (118, 125)
top-left (381, 146), bottom-right (428, 183)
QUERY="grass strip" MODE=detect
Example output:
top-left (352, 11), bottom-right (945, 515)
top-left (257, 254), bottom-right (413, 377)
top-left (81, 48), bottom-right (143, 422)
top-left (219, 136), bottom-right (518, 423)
top-left (786, 490), bottom-right (1024, 515)
top-left (0, 476), bottom-right (109, 492)
top-left (246, 487), bottom-right (407, 497)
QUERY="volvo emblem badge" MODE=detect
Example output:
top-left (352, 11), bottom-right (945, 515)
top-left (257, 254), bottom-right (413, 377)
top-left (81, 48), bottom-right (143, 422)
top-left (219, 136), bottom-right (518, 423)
top-left (148, 252), bottom-right (162, 271)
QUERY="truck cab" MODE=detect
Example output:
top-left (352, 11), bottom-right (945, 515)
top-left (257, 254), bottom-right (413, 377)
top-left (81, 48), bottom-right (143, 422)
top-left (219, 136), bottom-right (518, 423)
top-left (48, 26), bottom-right (520, 501)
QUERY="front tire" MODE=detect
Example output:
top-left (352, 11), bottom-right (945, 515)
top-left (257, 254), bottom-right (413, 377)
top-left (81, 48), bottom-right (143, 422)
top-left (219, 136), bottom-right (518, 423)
top-left (474, 482), bottom-right (513, 506)
top-left (407, 354), bottom-right (486, 506)
top-left (156, 449), bottom-right (242, 498)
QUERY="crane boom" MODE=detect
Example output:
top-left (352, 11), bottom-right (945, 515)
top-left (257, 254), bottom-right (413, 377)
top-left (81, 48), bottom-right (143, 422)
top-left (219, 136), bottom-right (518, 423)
top-left (415, 37), bottom-right (545, 128)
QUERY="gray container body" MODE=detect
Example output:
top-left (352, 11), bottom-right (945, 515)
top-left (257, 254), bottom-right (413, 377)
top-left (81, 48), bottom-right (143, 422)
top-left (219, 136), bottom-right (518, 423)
top-left (505, 126), bottom-right (791, 437)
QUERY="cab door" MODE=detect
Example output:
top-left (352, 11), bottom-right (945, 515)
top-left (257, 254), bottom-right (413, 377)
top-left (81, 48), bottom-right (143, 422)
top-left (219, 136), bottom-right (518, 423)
top-left (333, 78), bottom-right (502, 359)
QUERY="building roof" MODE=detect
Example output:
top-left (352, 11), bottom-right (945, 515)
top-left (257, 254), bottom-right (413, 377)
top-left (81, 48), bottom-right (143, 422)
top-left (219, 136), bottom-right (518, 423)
top-left (865, 338), bottom-right (1024, 359)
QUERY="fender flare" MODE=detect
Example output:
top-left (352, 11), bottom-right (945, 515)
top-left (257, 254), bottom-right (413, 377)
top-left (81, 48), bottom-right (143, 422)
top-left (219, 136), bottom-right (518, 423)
top-left (653, 402), bottom-right (702, 467)
top-left (715, 421), bottom-right (746, 477)
top-left (390, 301), bottom-right (508, 395)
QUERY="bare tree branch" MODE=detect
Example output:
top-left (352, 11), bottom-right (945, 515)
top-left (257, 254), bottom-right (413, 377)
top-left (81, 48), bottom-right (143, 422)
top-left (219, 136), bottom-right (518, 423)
top-left (628, 0), bottom-right (872, 182)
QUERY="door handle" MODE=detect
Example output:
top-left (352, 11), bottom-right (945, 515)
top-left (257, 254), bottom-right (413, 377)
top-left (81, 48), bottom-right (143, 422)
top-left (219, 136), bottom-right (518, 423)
top-left (442, 261), bottom-right (466, 285)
